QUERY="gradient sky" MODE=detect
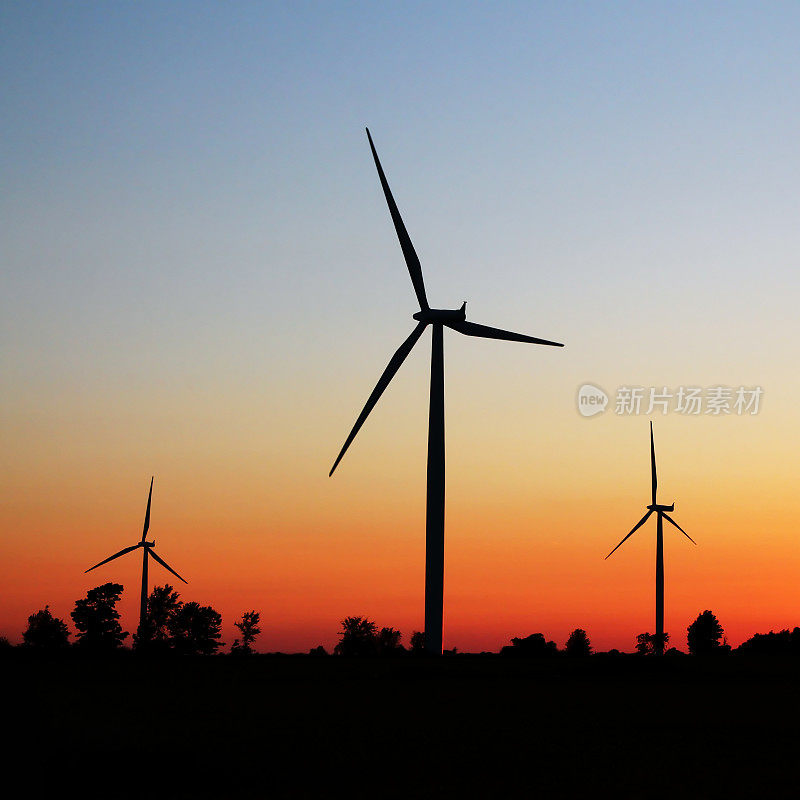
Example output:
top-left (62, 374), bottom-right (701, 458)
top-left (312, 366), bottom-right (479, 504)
top-left (3, 2), bottom-right (800, 652)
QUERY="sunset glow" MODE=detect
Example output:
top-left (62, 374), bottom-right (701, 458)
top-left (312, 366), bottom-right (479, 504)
top-left (3, 2), bottom-right (800, 654)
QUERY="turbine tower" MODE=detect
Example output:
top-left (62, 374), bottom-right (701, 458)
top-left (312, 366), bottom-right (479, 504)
top-left (330, 129), bottom-right (564, 655)
top-left (605, 422), bottom-right (696, 655)
top-left (85, 477), bottom-right (187, 637)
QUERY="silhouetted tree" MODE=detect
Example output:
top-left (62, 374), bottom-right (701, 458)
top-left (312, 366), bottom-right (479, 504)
top-left (565, 628), bottom-right (592, 656)
top-left (134, 584), bottom-right (183, 651)
top-left (501, 633), bottom-right (558, 657)
top-left (736, 627), bottom-right (800, 655)
top-left (71, 583), bottom-right (128, 650)
top-left (168, 602), bottom-right (223, 655)
top-left (635, 631), bottom-right (669, 655)
top-left (334, 616), bottom-right (378, 656)
top-left (309, 645), bottom-right (328, 656)
top-left (376, 626), bottom-right (403, 655)
top-left (654, 632), bottom-right (669, 653)
top-left (231, 610), bottom-right (261, 654)
top-left (636, 632), bottom-right (653, 654)
top-left (22, 606), bottom-right (70, 649)
top-left (687, 610), bottom-right (726, 655)
top-left (0, 636), bottom-right (11, 652)
top-left (410, 631), bottom-right (425, 654)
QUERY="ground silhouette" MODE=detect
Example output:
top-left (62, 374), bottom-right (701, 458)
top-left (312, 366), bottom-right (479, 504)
top-left (6, 651), bottom-right (800, 797)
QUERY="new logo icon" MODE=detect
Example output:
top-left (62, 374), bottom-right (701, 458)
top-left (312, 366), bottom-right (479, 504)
top-left (577, 384), bottom-right (608, 417)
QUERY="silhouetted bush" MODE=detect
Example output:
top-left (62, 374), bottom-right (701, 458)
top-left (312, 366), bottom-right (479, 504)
top-left (565, 628), bottom-right (592, 657)
top-left (309, 645), bottom-right (328, 656)
top-left (71, 583), bottom-right (128, 651)
top-left (501, 633), bottom-right (558, 657)
top-left (231, 610), bottom-right (261, 655)
top-left (22, 606), bottom-right (70, 649)
top-left (333, 617), bottom-right (407, 656)
top-left (409, 631), bottom-right (425, 654)
top-left (736, 627), bottom-right (800, 655)
top-left (635, 632), bottom-right (669, 655)
top-left (334, 616), bottom-right (378, 656)
top-left (168, 601), bottom-right (223, 655)
top-left (687, 610), bottom-right (728, 655)
top-left (376, 626), bottom-right (404, 655)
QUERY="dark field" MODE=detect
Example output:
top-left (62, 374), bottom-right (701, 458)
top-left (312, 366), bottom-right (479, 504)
top-left (7, 653), bottom-right (800, 798)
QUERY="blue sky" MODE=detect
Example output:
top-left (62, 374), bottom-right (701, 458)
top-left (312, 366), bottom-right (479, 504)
top-left (4, 2), bottom-right (798, 378)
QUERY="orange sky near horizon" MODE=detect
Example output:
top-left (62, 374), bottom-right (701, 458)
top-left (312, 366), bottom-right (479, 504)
top-left (3, 353), bottom-right (798, 654)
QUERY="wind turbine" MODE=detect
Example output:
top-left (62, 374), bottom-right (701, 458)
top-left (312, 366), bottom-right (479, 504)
top-left (605, 422), bottom-right (696, 655)
top-left (329, 129), bottom-right (564, 655)
top-left (85, 477), bottom-right (187, 636)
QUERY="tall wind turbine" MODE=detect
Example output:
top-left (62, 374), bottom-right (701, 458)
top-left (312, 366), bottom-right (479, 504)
top-left (85, 477), bottom-right (187, 636)
top-left (605, 422), bottom-right (696, 655)
top-left (330, 129), bottom-right (564, 655)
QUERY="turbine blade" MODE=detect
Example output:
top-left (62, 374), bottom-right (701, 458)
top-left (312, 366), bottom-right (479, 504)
top-left (366, 128), bottom-right (429, 310)
top-left (444, 319), bottom-right (564, 347)
top-left (662, 513), bottom-right (697, 545)
top-left (604, 510), bottom-right (653, 560)
top-left (141, 476), bottom-right (153, 542)
top-left (330, 322), bottom-right (426, 476)
top-left (148, 549), bottom-right (188, 584)
top-left (650, 422), bottom-right (657, 505)
top-left (85, 544), bottom-right (140, 573)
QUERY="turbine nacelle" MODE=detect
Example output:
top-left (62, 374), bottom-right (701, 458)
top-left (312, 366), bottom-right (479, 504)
top-left (141, 540), bottom-right (155, 548)
top-left (647, 503), bottom-right (675, 512)
top-left (413, 303), bottom-right (466, 324)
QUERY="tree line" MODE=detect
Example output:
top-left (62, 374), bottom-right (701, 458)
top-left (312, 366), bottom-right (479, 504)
top-left (9, 583), bottom-right (260, 655)
top-left (332, 610), bottom-right (800, 657)
top-left (5, 593), bottom-right (800, 657)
